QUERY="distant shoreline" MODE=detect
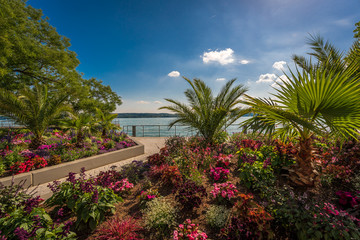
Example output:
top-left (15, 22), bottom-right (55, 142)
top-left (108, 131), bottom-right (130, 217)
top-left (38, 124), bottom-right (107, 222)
top-left (114, 113), bottom-right (177, 118)
top-left (114, 113), bottom-right (253, 118)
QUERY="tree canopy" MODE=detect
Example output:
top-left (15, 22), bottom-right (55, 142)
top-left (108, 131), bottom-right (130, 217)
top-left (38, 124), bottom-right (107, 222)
top-left (0, 0), bottom-right (121, 113)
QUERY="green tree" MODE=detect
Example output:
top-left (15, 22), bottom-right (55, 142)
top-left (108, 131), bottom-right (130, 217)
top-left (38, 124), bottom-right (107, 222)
top-left (241, 62), bottom-right (360, 186)
top-left (95, 108), bottom-right (120, 138)
top-left (0, 0), bottom-right (122, 113)
top-left (0, 83), bottom-right (72, 149)
top-left (160, 77), bottom-right (248, 144)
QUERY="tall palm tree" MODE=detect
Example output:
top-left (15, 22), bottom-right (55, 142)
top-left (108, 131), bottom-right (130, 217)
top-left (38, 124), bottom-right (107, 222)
top-left (0, 83), bottom-right (72, 149)
top-left (160, 77), bottom-right (248, 144)
top-left (95, 108), bottom-right (120, 138)
top-left (241, 62), bottom-right (360, 186)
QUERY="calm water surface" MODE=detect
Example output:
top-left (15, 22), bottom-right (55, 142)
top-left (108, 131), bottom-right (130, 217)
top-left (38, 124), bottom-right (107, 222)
top-left (115, 117), bottom-right (251, 137)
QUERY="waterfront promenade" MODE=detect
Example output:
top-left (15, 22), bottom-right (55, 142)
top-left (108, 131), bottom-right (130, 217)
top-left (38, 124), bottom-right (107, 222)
top-left (29, 137), bottom-right (166, 199)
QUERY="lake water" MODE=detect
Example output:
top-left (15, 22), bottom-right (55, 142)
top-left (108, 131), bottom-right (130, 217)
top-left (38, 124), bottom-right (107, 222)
top-left (0, 116), bottom-right (252, 137)
top-left (115, 117), bottom-right (251, 137)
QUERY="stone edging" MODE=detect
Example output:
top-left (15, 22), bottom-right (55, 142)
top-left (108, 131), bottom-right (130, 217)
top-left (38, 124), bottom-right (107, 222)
top-left (0, 138), bottom-right (144, 188)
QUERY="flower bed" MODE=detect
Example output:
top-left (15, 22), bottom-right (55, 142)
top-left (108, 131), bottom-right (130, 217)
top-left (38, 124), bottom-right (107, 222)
top-left (1, 135), bottom-right (360, 239)
top-left (0, 129), bottom-right (137, 177)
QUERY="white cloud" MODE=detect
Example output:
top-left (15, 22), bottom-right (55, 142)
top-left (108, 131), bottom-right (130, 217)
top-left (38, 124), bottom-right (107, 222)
top-left (272, 61), bottom-right (286, 71)
top-left (154, 101), bottom-right (162, 104)
top-left (256, 73), bottom-right (277, 83)
top-left (168, 71), bottom-right (180, 77)
top-left (202, 48), bottom-right (235, 65)
top-left (240, 59), bottom-right (250, 64)
top-left (136, 100), bottom-right (150, 104)
top-left (216, 77), bottom-right (226, 81)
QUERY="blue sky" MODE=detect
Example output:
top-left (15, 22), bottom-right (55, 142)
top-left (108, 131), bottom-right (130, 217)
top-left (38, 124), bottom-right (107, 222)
top-left (29, 0), bottom-right (360, 113)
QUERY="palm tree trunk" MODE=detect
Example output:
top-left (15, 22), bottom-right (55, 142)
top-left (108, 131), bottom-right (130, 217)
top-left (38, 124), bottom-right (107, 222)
top-left (76, 130), bottom-right (84, 147)
top-left (29, 136), bottom-right (46, 149)
top-left (101, 128), bottom-right (107, 138)
top-left (289, 137), bottom-right (316, 186)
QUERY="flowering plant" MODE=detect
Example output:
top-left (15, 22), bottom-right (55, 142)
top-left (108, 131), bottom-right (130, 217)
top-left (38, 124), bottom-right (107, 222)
top-left (46, 169), bottom-right (123, 231)
top-left (173, 219), bottom-right (208, 240)
top-left (209, 167), bottom-right (229, 182)
top-left (210, 182), bottom-right (238, 205)
top-left (213, 153), bottom-right (232, 168)
top-left (9, 159), bottom-right (34, 174)
top-left (139, 188), bottom-right (160, 207)
top-left (109, 178), bottom-right (134, 195)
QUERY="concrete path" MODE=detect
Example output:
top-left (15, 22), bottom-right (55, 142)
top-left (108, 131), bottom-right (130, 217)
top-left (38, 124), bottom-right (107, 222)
top-left (29, 137), bottom-right (167, 199)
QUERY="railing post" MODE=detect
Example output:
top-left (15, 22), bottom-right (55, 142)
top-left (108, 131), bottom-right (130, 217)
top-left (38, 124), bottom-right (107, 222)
top-left (159, 126), bottom-right (160, 137)
top-left (132, 126), bottom-right (136, 137)
top-left (175, 125), bottom-right (176, 136)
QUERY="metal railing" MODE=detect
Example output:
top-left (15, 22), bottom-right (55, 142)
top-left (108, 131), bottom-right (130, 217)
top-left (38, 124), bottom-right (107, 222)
top-left (120, 124), bottom-right (248, 137)
top-left (121, 125), bottom-right (198, 137)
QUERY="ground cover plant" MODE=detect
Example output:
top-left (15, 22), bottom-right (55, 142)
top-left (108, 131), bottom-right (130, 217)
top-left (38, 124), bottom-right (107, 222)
top-left (0, 129), bottom-right (136, 177)
top-left (1, 134), bottom-right (360, 239)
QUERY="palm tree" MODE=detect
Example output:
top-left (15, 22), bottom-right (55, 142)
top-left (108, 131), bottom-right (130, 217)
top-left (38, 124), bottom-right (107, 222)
top-left (59, 113), bottom-right (95, 146)
top-left (241, 62), bottom-right (360, 186)
top-left (0, 83), bottom-right (72, 149)
top-left (95, 108), bottom-right (120, 138)
top-left (160, 77), bottom-right (248, 144)
top-left (292, 34), bottom-right (360, 76)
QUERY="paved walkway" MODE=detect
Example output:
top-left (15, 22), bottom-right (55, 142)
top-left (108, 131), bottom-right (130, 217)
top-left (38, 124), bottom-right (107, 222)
top-left (29, 137), bottom-right (167, 199)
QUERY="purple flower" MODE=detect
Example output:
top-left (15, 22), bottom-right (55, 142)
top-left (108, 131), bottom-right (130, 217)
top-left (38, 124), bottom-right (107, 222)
top-left (66, 172), bottom-right (76, 184)
top-left (92, 189), bottom-right (99, 203)
top-left (14, 228), bottom-right (29, 240)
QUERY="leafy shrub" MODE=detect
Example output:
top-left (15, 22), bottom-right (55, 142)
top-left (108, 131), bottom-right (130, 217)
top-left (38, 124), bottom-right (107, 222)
top-left (209, 167), bottom-right (229, 182)
top-left (2, 151), bottom-right (23, 168)
top-left (48, 154), bottom-right (62, 166)
top-left (96, 216), bottom-right (142, 240)
top-left (206, 205), bottom-right (230, 229)
top-left (46, 170), bottom-right (123, 231)
top-left (0, 180), bottom-right (76, 239)
top-left (147, 147), bottom-right (168, 166)
top-left (0, 207), bottom-right (76, 240)
top-left (149, 164), bottom-right (183, 187)
top-left (173, 219), bottom-right (208, 240)
top-left (95, 170), bottom-right (123, 188)
top-left (31, 155), bottom-right (48, 169)
top-left (238, 161), bottom-right (275, 194)
top-left (0, 163), bottom-right (4, 176)
top-left (0, 180), bottom-right (38, 217)
top-left (120, 160), bottom-right (150, 184)
top-left (142, 197), bottom-right (177, 237)
top-left (221, 193), bottom-right (273, 240)
top-left (175, 180), bottom-right (207, 210)
top-left (210, 182), bottom-right (238, 205)
top-left (272, 191), bottom-right (360, 240)
top-left (165, 136), bottom-right (186, 155)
